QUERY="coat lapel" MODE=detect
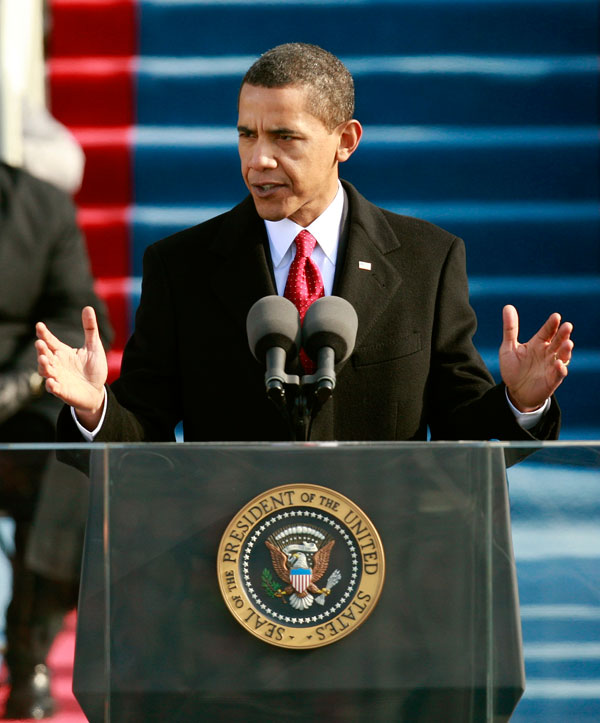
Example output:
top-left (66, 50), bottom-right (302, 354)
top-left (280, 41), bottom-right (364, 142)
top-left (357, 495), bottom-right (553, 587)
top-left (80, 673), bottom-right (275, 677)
top-left (203, 184), bottom-right (403, 353)
top-left (336, 182), bottom-right (403, 350)
top-left (206, 196), bottom-right (277, 332)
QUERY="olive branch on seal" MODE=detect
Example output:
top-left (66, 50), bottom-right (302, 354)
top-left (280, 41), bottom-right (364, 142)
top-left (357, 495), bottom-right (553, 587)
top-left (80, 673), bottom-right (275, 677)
top-left (261, 568), bottom-right (285, 601)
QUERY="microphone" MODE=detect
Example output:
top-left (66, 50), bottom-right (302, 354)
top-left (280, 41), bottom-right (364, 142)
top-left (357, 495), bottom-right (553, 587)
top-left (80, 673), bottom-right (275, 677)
top-left (246, 296), bottom-right (301, 402)
top-left (302, 296), bottom-right (358, 402)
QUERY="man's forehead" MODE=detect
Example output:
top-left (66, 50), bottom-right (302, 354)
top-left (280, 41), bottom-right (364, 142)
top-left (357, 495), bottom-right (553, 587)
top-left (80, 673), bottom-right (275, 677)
top-left (238, 83), bottom-right (324, 127)
top-left (238, 82), bottom-right (311, 110)
top-left (240, 80), bottom-right (309, 96)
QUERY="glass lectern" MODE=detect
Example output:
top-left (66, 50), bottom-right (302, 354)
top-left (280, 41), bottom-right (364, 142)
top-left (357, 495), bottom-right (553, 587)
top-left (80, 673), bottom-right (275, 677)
top-left (69, 441), bottom-right (527, 722)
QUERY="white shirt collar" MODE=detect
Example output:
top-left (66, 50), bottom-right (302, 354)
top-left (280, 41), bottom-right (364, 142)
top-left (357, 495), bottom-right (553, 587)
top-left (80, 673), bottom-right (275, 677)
top-left (265, 181), bottom-right (345, 269)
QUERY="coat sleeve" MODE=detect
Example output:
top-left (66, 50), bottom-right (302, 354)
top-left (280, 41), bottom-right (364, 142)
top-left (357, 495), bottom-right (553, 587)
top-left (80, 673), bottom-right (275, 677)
top-left (0, 168), bottom-right (112, 423)
top-left (44, 201), bottom-right (111, 346)
top-left (427, 237), bottom-right (559, 441)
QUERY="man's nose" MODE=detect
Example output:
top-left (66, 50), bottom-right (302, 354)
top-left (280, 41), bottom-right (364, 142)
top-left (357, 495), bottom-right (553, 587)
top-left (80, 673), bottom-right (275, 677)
top-left (249, 139), bottom-right (277, 170)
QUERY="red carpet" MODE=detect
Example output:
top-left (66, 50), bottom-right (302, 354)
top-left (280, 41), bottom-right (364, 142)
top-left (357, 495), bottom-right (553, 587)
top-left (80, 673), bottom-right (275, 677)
top-left (48, 0), bottom-right (138, 385)
top-left (0, 612), bottom-right (86, 722)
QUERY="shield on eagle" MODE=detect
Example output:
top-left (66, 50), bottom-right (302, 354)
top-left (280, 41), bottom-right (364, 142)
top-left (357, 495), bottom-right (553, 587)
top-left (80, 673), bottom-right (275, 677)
top-left (290, 568), bottom-right (312, 594)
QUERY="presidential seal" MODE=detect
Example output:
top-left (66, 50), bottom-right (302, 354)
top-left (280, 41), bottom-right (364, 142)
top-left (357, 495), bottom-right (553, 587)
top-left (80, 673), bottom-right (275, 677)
top-left (217, 484), bottom-right (385, 649)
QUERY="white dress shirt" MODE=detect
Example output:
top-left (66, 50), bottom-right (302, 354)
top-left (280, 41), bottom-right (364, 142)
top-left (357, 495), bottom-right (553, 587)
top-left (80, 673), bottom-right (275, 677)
top-left (264, 181), bottom-right (345, 297)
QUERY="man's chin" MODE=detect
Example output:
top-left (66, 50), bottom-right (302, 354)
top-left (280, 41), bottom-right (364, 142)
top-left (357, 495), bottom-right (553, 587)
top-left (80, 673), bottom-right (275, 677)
top-left (251, 198), bottom-right (288, 222)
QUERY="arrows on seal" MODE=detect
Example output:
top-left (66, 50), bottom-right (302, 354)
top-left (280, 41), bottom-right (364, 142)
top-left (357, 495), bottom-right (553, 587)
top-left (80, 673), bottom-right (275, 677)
top-left (315, 569), bottom-right (342, 605)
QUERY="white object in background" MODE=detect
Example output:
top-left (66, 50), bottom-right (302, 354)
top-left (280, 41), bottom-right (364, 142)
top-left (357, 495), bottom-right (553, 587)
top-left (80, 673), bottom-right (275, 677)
top-left (0, 0), bottom-right (45, 166)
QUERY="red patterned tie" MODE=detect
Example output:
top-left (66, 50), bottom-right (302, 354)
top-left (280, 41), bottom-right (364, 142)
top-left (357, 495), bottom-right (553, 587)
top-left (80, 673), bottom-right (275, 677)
top-left (284, 229), bottom-right (324, 372)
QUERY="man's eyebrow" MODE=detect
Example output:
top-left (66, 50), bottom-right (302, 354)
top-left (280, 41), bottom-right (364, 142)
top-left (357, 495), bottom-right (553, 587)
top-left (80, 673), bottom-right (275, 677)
top-left (270, 127), bottom-right (298, 135)
top-left (237, 125), bottom-right (299, 136)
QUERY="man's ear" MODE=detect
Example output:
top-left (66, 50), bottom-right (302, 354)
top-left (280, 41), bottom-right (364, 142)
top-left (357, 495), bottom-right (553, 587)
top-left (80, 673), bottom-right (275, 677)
top-left (336, 119), bottom-right (363, 163)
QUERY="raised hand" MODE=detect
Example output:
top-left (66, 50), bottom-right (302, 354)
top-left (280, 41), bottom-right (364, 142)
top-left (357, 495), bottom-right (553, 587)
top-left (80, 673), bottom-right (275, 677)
top-left (500, 304), bottom-right (573, 412)
top-left (35, 306), bottom-right (107, 429)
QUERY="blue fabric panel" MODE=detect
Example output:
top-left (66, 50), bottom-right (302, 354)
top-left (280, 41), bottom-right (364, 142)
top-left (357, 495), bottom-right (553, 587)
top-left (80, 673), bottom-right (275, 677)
top-left (138, 1), bottom-right (600, 57)
top-left (133, 126), bottom-right (599, 203)
top-left (135, 56), bottom-right (599, 127)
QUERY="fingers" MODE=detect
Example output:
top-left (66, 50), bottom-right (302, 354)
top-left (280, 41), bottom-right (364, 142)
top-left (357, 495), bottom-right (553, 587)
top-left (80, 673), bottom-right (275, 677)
top-left (44, 376), bottom-right (62, 397)
top-left (35, 338), bottom-right (49, 374)
top-left (539, 319), bottom-right (574, 391)
top-left (81, 306), bottom-right (100, 350)
top-left (550, 322), bottom-right (574, 369)
top-left (35, 320), bottom-right (66, 353)
top-left (35, 338), bottom-right (61, 382)
top-left (501, 305), bottom-right (519, 347)
top-left (535, 312), bottom-right (562, 344)
top-left (36, 306), bottom-right (99, 354)
top-left (35, 338), bottom-right (57, 377)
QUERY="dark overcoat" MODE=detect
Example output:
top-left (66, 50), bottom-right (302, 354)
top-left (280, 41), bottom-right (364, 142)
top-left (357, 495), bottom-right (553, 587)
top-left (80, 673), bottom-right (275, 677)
top-left (0, 162), bottom-right (111, 579)
top-left (59, 180), bottom-right (559, 443)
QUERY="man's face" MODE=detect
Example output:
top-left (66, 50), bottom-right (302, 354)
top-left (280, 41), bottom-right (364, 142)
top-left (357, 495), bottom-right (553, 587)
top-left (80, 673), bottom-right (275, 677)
top-left (238, 84), bottom-right (348, 228)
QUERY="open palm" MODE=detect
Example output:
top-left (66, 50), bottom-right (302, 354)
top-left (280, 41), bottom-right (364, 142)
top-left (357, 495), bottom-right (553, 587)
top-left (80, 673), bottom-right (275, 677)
top-left (500, 305), bottom-right (573, 412)
top-left (36, 306), bottom-right (107, 415)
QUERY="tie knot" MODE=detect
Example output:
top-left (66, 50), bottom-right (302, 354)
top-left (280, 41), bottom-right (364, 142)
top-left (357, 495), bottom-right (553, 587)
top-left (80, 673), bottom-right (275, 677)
top-left (294, 229), bottom-right (317, 259)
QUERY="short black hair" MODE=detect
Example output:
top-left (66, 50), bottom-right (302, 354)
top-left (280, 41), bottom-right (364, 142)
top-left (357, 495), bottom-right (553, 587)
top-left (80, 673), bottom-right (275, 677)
top-left (240, 43), bottom-right (355, 130)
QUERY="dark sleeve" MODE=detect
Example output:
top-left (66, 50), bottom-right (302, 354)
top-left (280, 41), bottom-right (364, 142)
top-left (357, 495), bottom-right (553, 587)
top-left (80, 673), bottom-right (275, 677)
top-left (0, 170), bottom-right (112, 423)
top-left (427, 237), bottom-right (560, 442)
top-left (18, 189), bottom-right (112, 374)
top-left (56, 386), bottom-right (147, 444)
top-left (48, 200), bottom-right (113, 348)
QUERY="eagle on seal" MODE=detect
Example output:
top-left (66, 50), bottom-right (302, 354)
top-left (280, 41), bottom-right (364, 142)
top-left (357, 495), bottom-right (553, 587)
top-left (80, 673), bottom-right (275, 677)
top-left (265, 535), bottom-right (336, 611)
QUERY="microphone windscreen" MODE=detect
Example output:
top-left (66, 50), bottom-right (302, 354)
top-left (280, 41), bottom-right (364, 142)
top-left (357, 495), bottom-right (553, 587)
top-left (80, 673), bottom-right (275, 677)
top-left (246, 295), bottom-right (301, 363)
top-left (302, 296), bottom-right (358, 363)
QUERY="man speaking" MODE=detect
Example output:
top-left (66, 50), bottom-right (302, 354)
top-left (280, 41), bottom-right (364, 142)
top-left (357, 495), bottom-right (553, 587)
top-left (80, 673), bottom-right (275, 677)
top-left (35, 43), bottom-right (573, 443)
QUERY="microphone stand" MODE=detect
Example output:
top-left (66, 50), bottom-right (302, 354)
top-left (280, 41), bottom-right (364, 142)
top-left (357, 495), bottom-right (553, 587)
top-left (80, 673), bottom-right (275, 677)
top-left (265, 358), bottom-right (335, 442)
top-left (267, 381), bottom-right (314, 442)
top-left (300, 347), bottom-right (336, 405)
top-left (290, 348), bottom-right (337, 441)
top-left (291, 388), bottom-right (312, 442)
top-left (263, 348), bottom-right (303, 440)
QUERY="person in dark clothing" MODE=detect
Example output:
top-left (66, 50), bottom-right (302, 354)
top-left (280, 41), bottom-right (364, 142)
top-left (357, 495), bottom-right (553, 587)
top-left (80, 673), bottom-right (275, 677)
top-left (0, 161), bottom-right (112, 719)
top-left (37, 44), bottom-right (572, 446)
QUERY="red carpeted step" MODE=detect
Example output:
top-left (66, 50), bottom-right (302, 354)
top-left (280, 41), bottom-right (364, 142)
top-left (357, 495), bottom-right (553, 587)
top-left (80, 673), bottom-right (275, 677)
top-left (0, 612), bottom-right (86, 721)
top-left (49, 57), bottom-right (136, 128)
top-left (49, 0), bottom-right (137, 58)
top-left (48, 0), bottom-right (137, 355)
top-left (71, 127), bottom-right (133, 206)
top-left (94, 277), bottom-right (131, 352)
top-left (106, 349), bottom-right (123, 383)
top-left (94, 275), bottom-right (128, 384)
top-left (45, 612), bottom-right (86, 721)
top-left (78, 205), bottom-right (130, 278)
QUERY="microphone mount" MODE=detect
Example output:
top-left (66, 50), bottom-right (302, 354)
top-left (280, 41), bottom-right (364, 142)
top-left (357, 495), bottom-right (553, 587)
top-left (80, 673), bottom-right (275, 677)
top-left (300, 347), bottom-right (336, 404)
top-left (247, 295), bottom-right (358, 442)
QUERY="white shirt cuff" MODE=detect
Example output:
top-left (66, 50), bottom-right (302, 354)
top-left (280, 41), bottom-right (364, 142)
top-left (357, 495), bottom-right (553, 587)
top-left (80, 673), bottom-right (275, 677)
top-left (70, 387), bottom-right (108, 441)
top-left (505, 387), bottom-right (551, 430)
